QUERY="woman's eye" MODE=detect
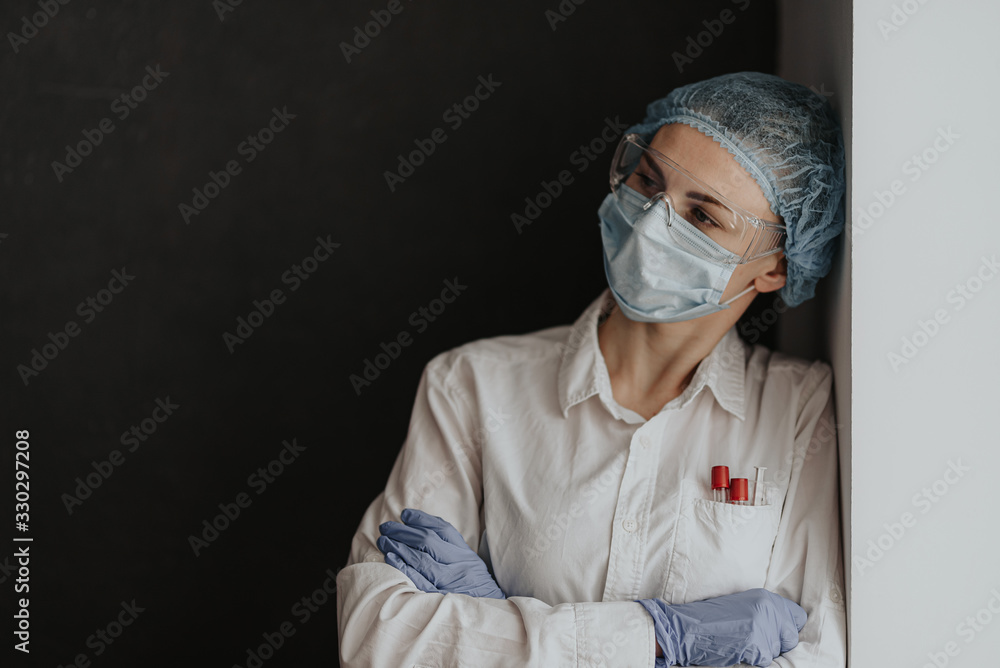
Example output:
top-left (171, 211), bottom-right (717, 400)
top-left (636, 172), bottom-right (661, 191)
top-left (692, 208), bottom-right (720, 228)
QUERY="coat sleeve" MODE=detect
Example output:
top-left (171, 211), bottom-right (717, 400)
top-left (336, 351), bottom-right (658, 668)
top-left (761, 362), bottom-right (847, 667)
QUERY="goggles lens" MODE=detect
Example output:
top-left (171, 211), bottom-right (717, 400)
top-left (610, 134), bottom-right (785, 263)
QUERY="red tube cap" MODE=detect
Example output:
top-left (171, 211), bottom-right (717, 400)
top-left (730, 478), bottom-right (749, 501)
top-left (711, 466), bottom-right (730, 489)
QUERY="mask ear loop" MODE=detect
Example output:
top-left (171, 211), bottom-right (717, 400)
top-left (721, 284), bottom-right (756, 306)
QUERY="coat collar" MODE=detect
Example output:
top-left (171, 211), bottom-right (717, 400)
top-left (557, 288), bottom-right (748, 421)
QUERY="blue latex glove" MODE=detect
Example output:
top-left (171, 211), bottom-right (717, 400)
top-left (637, 588), bottom-right (807, 667)
top-left (377, 508), bottom-right (506, 600)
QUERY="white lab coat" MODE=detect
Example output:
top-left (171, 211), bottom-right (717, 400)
top-left (337, 288), bottom-right (847, 667)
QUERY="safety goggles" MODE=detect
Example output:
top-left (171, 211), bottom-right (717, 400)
top-left (609, 133), bottom-right (786, 264)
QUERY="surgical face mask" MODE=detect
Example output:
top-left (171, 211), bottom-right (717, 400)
top-left (598, 184), bottom-right (756, 323)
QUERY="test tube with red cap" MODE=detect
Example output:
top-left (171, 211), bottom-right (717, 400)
top-left (730, 478), bottom-right (750, 505)
top-left (712, 466), bottom-right (730, 503)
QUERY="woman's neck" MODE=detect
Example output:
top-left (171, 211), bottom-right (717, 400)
top-left (596, 305), bottom-right (733, 419)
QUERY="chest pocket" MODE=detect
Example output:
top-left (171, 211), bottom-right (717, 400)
top-left (663, 478), bottom-right (782, 604)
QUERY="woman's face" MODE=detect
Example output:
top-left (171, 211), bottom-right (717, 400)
top-left (648, 123), bottom-right (787, 303)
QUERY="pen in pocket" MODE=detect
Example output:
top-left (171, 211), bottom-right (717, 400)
top-left (752, 466), bottom-right (767, 506)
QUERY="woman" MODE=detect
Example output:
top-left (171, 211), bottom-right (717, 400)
top-left (336, 71), bottom-right (847, 667)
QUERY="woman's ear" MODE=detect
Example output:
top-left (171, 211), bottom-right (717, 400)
top-left (753, 254), bottom-right (787, 295)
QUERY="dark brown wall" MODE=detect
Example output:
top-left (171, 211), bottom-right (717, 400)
top-left (1, 1), bottom-right (777, 664)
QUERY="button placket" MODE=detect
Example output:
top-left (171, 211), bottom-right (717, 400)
top-left (621, 432), bottom-right (647, 536)
top-left (603, 426), bottom-right (660, 600)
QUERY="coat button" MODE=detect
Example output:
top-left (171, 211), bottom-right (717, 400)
top-left (639, 435), bottom-right (651, 448)
top-left (622, 519), bottom-right (637, 533)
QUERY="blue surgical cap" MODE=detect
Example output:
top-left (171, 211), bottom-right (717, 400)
top-left (623, 72), bottom-right (847, 307)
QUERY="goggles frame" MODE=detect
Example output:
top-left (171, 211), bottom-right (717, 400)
top-left (610, 133), bottom-right (787, 265)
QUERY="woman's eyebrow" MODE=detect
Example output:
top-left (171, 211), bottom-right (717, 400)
top-left (685, 190), bottom-right (726, 208)
top-left (640, 152), bottom-right (727, 209)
